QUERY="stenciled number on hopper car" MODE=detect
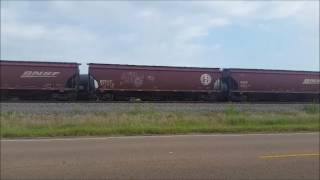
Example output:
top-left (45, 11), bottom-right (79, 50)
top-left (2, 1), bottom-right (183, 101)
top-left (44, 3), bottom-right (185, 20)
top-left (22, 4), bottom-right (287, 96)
top-left (20, 71), bottom-right (60, 78)
top-left (200, 74), bottom-right (212, 86)
top-left (302, 79), bottom-right (320, 85)
top-left (240, 81), bottom-right (249, 89)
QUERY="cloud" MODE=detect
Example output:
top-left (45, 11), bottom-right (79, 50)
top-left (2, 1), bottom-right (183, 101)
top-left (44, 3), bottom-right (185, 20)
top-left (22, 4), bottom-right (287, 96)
top-left (4, 22), bottom-right (46, 40)
top-left (263, 2), bottom-right (304, 19)
top-left (1, 1), bottom-right (319, 72)
top-left (200, 1), bottom-right (261, 17)
top-left (209, 18), bottom-right (231, 27)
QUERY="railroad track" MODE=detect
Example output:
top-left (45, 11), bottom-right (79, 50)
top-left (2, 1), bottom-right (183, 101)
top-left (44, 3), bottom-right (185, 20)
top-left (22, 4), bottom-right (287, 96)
top-left (0, 100), bottom-right (317, 104)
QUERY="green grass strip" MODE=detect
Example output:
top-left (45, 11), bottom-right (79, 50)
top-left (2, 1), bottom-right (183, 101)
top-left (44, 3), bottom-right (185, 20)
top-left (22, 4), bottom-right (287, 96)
top-left (1, 105), bottom-right (319, 138)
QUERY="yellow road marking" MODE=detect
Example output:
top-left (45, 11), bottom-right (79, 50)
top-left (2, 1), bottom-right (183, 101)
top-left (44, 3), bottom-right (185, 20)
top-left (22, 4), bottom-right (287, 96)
top-left (260, 153), bottom-right (320, 159)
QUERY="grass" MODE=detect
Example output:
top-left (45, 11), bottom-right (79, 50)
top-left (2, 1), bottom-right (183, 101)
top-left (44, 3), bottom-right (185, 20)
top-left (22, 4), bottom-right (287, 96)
top-left (1, 104), bottom-right (319, 138)
top-left (303, 103), bottom-right (320, 114)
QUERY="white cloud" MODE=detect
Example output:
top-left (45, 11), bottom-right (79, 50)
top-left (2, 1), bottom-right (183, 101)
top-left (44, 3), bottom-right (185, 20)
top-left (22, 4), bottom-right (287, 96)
top-left (4, 23), bottom-right (46, 40)
top-left (1, 1), bottom-right (319, 72)
top-left (201, 1), bottom-right (261, 17)
top-left (136, 9), bottom-right (161, 20)
top-left (177, 26), bottom-right (208, 41)
top-left (209, 18), bottom-right (231, 27)
top-left (264, 2), bottom-right (304, 19)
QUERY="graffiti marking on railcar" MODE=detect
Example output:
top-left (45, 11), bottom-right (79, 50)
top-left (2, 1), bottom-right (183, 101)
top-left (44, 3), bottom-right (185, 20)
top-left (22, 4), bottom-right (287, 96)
top-left (99, 80), bottom-right (106, 88)
top-left (200, 74), bottom-right (212, 86)
top-left (20, 71), bottom-right (60, 78)
top-left (147, 75), bottom-right (155, 82)
top-left (121, 72), bottom-right (145, 88)
top-left (240, 81), bottom-right (249, 89)
top-left (100, 80), bottom-right (114, 89)
top-left (302, 79), bottom-right (320, 85)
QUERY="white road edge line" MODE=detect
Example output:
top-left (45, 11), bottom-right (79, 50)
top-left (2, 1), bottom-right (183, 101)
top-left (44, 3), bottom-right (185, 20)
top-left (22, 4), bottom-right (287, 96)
top-left (1, 132), bottom-right (319, 142)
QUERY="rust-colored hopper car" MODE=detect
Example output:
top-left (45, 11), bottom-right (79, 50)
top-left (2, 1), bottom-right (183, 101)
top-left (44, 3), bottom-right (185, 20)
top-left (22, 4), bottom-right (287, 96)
top-left (223, 69), bottom-right (320, 102)
top-left (0, 60), bottom-right (319, 102)
top-left (88, 63), bottom-right (223, 101)
top-left (0, 60), bottom-right (80, 100)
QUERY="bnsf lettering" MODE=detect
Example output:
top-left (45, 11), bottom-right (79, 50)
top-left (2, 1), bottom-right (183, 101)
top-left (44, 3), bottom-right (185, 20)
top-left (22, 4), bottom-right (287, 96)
top-left (20, 71), bottom-right (60, 78)
top-left (302, 79), bottom-right (320, 85)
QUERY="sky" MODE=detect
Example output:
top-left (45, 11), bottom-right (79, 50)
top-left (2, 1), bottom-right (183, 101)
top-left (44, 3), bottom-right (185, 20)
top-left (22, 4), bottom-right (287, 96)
top-left (1, 1), bottom-right (319, 73)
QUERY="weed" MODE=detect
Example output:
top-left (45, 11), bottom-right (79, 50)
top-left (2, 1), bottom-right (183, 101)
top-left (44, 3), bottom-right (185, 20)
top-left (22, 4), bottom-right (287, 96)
top-left (1, 107), bottom-right (319, 137)
top-left (303, 104), bottom-right (320, 114)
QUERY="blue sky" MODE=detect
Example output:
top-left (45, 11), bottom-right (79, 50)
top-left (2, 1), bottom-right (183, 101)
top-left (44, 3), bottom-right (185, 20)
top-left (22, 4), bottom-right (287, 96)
top-left (1, 1), bottom-right (319, 73)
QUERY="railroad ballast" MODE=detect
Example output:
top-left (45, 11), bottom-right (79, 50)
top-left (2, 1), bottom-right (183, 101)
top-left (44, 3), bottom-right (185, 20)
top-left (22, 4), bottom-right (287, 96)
top-left (0, 60), bottom-right (319, 102)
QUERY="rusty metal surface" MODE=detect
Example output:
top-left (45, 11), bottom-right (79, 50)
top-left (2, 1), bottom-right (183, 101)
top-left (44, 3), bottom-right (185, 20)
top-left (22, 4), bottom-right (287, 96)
top-left (227, 69), bottom-right (320, 93)
top-left (89, 64), bottom-right (222, 92)
top-left (0, 60), bottom-right (79, 91)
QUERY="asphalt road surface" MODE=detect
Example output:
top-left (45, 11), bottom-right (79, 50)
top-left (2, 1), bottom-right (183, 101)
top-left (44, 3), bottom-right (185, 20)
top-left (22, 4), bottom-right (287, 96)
top-left (1, 133), bottom-right (319, 180)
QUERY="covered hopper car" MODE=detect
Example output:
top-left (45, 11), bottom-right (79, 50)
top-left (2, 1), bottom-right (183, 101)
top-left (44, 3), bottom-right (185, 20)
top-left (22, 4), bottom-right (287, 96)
top-left (0, 60), bottom-right (319, 102)
top-left (89, 63), bottom-right (223, 101)
top-left (0, 60), bottom-right (80, 100)
top-left (223, 69), bottom-right (320, 102)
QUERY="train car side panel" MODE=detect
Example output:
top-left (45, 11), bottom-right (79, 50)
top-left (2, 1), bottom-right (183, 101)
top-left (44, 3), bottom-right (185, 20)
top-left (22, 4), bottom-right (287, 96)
top-left (0, 60), bottom-right (80, 100)
top-left (225, 69), bottom-right (320, 101)
top-left (89, 64), bottom-right (222, 101)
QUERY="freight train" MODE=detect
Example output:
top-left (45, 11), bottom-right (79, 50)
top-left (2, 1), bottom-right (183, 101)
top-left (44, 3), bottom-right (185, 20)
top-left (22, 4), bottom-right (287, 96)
top-left (0, 60), bottom-right (319, 102)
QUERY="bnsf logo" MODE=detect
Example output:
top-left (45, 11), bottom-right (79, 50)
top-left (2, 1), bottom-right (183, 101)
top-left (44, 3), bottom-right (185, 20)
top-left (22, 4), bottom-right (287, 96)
top-left (20, 71), bottom-right (60, 78)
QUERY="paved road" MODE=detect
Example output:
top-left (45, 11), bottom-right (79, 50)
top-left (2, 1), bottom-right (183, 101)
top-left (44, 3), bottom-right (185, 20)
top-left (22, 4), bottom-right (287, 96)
top-left (1, 133), bottom-right (319, 180)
